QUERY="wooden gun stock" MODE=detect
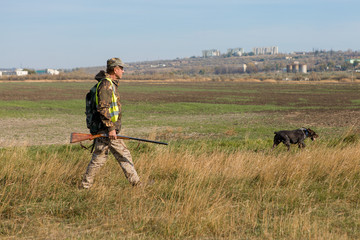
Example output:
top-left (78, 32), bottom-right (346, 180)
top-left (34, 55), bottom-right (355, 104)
top-left (70, 132), bottom-right (168, 145)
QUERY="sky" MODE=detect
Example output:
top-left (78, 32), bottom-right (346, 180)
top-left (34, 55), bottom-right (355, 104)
top-left (0, 0), bottom-right (359, 69)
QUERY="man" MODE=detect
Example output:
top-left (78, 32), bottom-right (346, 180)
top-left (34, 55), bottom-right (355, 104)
top-left (81, 57), bottom-right (140, 188)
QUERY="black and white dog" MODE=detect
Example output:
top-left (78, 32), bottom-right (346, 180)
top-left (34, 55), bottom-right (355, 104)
top-left (272, 128), bottom-right (318, 151)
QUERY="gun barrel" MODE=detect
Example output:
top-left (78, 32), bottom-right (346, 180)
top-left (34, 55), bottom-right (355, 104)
top-left (117, 135), bottom-right (168, 145)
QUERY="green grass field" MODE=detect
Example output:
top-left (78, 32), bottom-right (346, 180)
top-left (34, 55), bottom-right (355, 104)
top-left (0, 81), bottom-right (359, 146)
top-left (0, 81), bottom-right (360, 239)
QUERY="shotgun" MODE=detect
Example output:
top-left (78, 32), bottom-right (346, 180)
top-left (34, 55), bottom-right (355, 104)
top-left (70, 132), bottom-right (168, 145)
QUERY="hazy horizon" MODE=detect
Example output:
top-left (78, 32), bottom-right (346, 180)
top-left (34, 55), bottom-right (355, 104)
top-left (1, 0), bottom-right (359, 69)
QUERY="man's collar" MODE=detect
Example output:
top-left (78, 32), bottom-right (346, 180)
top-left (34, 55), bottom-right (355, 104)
top-left (105, 75), bottom-right (119, 86)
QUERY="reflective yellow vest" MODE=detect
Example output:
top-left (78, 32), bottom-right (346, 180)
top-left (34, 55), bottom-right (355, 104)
top-left (95, 78), bottom-right (119, 123)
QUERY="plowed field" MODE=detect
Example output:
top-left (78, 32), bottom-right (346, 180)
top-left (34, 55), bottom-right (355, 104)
top-left (0, 81), bottom-right (359, 146)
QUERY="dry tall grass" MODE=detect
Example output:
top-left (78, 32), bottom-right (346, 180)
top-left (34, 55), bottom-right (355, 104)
top-left (1, 142), bottom-right (360, 239)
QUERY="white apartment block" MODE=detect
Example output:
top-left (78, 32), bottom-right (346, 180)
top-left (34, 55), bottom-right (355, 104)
top-left (202, 49), bottom-right (220, 58)
top-left (252, 46), bottom-right (279, 55)
top-left (227, 48), bottom-right (244, 56)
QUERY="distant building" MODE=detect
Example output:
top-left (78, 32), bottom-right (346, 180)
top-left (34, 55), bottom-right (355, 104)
top-left (150, 64), bottom-right (166, 68)
top-left (242, 64), bottom-right (247, 73)
top-left (0, 68), bottom-right (28, 76)
top-left (227, 48), bottom-right (244, 56)
top-left (16, 69), bottom-right (29, 76)
top-left (36, 68), bottom-right (60, 75)
top-left (202, 49), bottom-right (220, 58)
top-left (345, 59), bottom-right (360, 64)
top-left (252, 46), bottom-right (279, 55)
top-left (287, 62), bottom-right (307, 73)
top-left (299, 64), bottom-right (307, 73)
top-left (293, 52), bottom-right (306, 55)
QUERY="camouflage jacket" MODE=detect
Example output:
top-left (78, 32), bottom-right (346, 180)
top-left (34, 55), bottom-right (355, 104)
top-left (95, 71), bottom-right (122, 133)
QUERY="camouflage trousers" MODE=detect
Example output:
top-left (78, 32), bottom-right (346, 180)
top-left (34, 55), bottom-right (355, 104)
top-left (81, 137), bottom-right (140, 188)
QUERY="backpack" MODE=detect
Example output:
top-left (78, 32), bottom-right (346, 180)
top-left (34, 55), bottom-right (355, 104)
top-left (85, 81), bottom-right (103, 134)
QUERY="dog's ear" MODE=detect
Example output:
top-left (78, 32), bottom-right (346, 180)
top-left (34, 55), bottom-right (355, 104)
top-left (308, 128), bottom-right (319, 138)
top-left (308, 128), bottom-right (317, 133)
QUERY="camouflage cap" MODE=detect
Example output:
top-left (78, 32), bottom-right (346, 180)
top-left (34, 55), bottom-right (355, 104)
top-left (107, 57), bottom-right (126, 68)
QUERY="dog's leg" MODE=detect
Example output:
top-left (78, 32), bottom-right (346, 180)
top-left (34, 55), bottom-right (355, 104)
top-left (272, 135), bottom-right (281, 150)
top-left (299, 142), bottom-right (306, 149)
top-left (285, 143), bottom-right (291, 151)
top-left (283, 135), bottom-right (291, 151)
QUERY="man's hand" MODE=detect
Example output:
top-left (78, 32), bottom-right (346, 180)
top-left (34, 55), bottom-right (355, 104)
top-left (108, 130), bottom-right (117, 140)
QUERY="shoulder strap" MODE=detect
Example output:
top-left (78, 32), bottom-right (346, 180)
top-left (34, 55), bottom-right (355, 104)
top-left (95, 80), bottom-right (103, 106)
top-left (95, 78), bottom-right (116, 105)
